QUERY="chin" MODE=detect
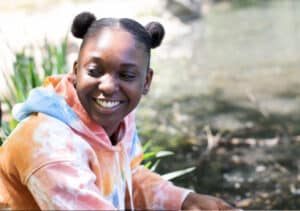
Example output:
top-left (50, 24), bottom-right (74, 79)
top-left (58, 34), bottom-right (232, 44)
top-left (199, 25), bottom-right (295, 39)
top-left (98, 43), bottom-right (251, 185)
top-left (95, 115), bottom-right (122, 128)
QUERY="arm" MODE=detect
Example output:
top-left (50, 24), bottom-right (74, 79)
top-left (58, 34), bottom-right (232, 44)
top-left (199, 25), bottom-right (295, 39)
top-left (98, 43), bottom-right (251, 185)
top-left (130, 166), bottom-right (191, 210)
top-left (127, 127), bottom-right (190, 209)
top-left (27, 161), bottom-right (116, 210)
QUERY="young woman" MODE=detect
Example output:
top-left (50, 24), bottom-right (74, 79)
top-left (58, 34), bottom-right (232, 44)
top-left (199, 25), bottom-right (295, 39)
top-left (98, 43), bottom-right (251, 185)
top-left (0, 12), bottom-right (234, 210)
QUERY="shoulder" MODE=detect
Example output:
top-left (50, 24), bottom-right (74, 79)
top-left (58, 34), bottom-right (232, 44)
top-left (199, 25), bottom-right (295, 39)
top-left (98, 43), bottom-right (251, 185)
top-left (1, 113), bottom-right (93, 184)
top-left (4, 112), bottom-right (73, 155)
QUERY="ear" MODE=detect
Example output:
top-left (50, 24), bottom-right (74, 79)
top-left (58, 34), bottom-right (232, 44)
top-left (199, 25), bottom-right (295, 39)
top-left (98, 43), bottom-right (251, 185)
top-left (143, 68), bottom-right (153, 95)
top-left (73, 60), bottom-right (78, 75)
top-left (72, 61), bottom-right (78, 86)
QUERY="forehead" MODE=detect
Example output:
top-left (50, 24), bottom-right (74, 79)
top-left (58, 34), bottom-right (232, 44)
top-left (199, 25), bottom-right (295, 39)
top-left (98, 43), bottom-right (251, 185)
top-left (79, 28), bottom-right (147, 64)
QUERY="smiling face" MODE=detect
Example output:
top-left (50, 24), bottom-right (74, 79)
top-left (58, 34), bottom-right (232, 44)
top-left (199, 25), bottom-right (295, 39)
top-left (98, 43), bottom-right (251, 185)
top-left (73, 28), bottom-right (153, 136)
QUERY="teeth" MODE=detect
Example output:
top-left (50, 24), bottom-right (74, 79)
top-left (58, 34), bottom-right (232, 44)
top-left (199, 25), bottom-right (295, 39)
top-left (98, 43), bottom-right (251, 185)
top-left (96, 99), bottom-right (120, 108)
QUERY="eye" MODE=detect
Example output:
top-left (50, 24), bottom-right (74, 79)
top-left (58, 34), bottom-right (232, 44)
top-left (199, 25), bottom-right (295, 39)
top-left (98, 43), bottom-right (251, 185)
top-left (119, 71), bottom-right (137, 81)
top-left (87, 65), bottom-right (103, 77)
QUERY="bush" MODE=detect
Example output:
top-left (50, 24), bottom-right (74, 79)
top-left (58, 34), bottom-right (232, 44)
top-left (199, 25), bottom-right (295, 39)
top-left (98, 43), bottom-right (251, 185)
top-left (0, 36), bottom-right (68, 144)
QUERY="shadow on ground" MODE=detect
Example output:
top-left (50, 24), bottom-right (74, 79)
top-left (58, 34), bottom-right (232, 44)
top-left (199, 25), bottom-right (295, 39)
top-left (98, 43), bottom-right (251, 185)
top-left (138, 90), bottom-right (300, 209)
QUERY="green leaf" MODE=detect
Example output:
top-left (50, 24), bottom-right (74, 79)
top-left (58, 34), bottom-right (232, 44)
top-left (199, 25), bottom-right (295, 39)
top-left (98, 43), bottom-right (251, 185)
top-left (8, 119), bottom-right (18, 132)
top-left (162, 167), bottom-right (196, 181)
top-left (2, 121), bottom-right (12, 137)
top-left (156, 150), bottom-right (174, 158)
top-left (2, 72), bottom-right (17, 102)
top-left (150, 160), bottom-right (161, 171)
top-left (143, 151), bottom-right (156, 160)
top-left (142, 140), bottom-right (152, 151)
top-left (144, 161), bottom-right (152, 169)
top-left (3, 97), bottom-right (13, 111)
top-left (42, 35), bottom-right (68, 77)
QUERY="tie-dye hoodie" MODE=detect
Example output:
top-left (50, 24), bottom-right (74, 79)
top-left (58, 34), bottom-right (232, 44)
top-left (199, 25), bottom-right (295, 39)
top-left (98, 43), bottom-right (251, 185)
top-left (0, 74), bottom-right (190, 210)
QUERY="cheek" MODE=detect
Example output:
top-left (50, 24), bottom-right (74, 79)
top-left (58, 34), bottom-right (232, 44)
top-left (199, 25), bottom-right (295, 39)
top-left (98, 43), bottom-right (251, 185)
top-left (76, 74), bottom-right (96, 93)
top-left (75, 76), bottom-right (97, 108)
top-left (126, 83), bottom-right (144, 102)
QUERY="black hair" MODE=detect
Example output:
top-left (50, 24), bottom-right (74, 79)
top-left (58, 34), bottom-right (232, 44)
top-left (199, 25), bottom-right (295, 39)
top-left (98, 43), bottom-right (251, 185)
top-left (71, 12), bottom-right (165, 67)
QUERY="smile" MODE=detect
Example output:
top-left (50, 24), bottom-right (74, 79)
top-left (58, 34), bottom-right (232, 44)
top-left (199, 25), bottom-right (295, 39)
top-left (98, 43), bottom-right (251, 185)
top-left (95, 99), bottom-right (121, 108)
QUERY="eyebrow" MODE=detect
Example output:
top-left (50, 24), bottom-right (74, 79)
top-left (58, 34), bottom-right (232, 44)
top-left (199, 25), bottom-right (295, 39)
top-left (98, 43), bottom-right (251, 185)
top-left (84, 56), bottom-right (138, 69)
top-left (83, 56), bottom-right (103, 66)
top-left (120, 63), bottom-right (138, 68)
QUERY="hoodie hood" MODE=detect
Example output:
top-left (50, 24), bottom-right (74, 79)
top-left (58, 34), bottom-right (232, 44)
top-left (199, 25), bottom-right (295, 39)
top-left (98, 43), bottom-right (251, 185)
top-left (13, 86), bottom-right (77, 126)
top-left (12, 74), bottom-right (136, 150)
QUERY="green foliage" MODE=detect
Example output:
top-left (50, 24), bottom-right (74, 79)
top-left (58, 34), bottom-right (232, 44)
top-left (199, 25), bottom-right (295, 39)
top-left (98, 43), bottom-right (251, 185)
top-left (142, 140), bottom-right (174, 170)
top-left (142, 140), bottom-right (195, 180)
top-left (0, 36), bottom-right (68, 144)
top-left (42, 37), bottom-right (68, 76)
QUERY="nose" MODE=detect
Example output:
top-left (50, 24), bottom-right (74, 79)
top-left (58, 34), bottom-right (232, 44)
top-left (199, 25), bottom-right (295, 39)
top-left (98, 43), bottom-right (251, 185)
top-left (98, 73), bottom-right (118, 96)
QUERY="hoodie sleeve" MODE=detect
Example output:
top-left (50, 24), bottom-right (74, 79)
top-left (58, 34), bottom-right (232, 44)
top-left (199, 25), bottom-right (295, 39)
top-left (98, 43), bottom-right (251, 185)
top-left (27, 161), bottom-right (116, 210)
top-left (128, 130), bottom-right (191, 210)
top-left (130, 166), bottom-right (191, 210)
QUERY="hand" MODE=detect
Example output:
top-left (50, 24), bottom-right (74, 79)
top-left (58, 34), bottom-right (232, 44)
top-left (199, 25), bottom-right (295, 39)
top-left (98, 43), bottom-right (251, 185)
top-left (182, 192), bottom-right (236, 210)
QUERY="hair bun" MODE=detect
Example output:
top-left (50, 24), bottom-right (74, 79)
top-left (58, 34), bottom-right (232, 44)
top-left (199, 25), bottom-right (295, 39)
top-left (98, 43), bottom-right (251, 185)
top-left (145, 22), bottom-right (165, 49)
top-left (71, 12), bottom-right (96, 39)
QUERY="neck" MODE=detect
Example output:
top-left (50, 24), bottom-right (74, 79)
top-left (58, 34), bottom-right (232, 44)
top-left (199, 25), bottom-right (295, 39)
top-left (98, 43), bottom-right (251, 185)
top-left (104, 123), bottom-right (123, 145)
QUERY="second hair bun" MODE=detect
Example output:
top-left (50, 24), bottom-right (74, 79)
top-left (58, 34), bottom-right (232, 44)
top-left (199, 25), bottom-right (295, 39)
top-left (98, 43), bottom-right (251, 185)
top-left (145, 22), bottom-right (165, 49)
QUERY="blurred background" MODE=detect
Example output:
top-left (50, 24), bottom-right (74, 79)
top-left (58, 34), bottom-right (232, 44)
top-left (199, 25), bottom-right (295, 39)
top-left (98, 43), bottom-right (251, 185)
top-left (1, 0), bottom-right (300, 209)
